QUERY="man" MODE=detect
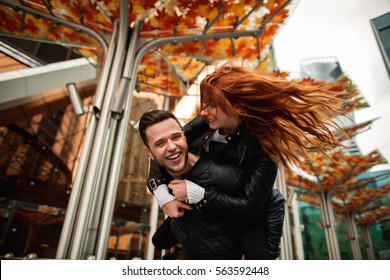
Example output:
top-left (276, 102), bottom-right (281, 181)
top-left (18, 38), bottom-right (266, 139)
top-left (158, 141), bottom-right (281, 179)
top-left (139, 109), bottom-right (285, 259)
top-left (139, 109), bottom-right (245, 259)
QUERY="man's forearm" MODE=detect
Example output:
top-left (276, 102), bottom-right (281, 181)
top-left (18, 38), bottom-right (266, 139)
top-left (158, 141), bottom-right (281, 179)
top-left (153, 184), bottom-right (175, 207)
top-left (184, 179), bottom-right (205, 204)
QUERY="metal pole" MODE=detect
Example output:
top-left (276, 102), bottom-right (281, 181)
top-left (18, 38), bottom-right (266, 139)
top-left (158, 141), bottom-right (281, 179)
top-left (318, 191), bottom-right (340, 259)
top-left (318, 193), bottom-right (332, 258)
top-left (55, 20), bottom-right (117, 260)
top-left (361, 223), bottom-right (375, 260)
top-left (94, 30), bottom-right (140, 256)
top-left (291, 192), bottom-right (304, 259)
top-left (95, 21), bottom-right (141, 260)
top-left (326, 192), bottom-right (341, 259)
top-left (93, 21), bottom-right (119, 113)
top-left (83, 122), bottom-right (117, 258)
top-left (55, 116), bottom-right (96, 259)
top-left (274, 165), bottom-right (293, 260)
top-left (146, 197), bottom-right (159, 260)
top-left (344, 212), bottom-right (362, 259)
top-left (68, 0), bottom-right (128, 259)
top-left (345, 213), bottom-right (357, 259)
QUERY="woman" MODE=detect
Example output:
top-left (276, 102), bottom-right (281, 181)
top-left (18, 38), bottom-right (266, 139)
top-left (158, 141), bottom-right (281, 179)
top-left (198, 62), bottom-right (345, 168)
top-left (149, 62), bottom-right (346, 259)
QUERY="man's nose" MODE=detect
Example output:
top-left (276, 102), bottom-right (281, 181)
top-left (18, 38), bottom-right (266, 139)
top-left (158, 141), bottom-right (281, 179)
top-left (166, 139), bottom-right (176, 150)
top-left (200, 109), bottom-right (207, 116)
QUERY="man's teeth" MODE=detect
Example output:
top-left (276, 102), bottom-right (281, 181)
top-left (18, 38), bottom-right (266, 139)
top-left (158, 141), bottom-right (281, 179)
top-left (167, 153), bottom-right (180, 160)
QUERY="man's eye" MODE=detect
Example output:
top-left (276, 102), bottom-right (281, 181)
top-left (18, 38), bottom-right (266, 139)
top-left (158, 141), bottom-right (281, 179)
top-left (155, 141), bottom-right (164, 147)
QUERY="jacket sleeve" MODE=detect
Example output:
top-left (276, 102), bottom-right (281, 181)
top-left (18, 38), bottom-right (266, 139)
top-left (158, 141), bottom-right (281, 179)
top-left (146, 159), bottom-right (165, 194)
top-left (183, 115), bottom-right (210, 143)
top-left (196, 145), bottom-right (278, 217)
top-left (264, 188), bottom-right (285, 258)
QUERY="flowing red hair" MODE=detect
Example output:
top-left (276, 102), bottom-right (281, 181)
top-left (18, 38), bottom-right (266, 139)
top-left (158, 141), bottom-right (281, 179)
top-left (200, 62), bottom-right (348, 167)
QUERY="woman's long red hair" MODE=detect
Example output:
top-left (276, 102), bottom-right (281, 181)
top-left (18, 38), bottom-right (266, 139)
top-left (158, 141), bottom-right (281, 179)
top-left (200, 62), bottom-right (348, 167)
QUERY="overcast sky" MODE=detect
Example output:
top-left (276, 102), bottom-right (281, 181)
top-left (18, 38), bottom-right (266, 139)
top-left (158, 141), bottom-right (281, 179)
top-left (273, 0), bottom-right (390, 172)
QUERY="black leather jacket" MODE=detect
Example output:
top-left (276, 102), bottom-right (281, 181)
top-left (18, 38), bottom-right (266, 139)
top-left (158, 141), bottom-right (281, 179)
top-left (183, 116), bottom-right (284, 256)
top-left (183, 116), bottom-right (278, 213)
top-left (158, 154), bottom-right (246, 259)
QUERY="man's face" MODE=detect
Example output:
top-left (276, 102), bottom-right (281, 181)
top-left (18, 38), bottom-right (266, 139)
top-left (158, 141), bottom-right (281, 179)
top-left (145, 118), bottom-right (189, 176)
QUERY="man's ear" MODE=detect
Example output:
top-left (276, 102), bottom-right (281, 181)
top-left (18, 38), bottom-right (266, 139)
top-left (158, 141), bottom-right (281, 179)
top-left (144, 146), bottom-right (155, 160)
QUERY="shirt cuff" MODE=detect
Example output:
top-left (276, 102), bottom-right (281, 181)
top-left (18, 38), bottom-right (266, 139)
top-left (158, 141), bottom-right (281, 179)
top-left (153, 184), bottom-right (175, 207)
top-left (185, 179), bottom-right (205, 204)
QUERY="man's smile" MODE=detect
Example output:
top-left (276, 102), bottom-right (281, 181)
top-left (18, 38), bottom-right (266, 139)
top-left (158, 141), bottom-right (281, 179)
top-left (167, 152), bottom-right (181, 161)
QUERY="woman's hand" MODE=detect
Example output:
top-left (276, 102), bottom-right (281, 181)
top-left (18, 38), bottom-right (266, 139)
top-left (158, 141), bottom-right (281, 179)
top-left (168, 179), bottom-right (188, 201)
top-left (162, 200), bottom-right (192, 218)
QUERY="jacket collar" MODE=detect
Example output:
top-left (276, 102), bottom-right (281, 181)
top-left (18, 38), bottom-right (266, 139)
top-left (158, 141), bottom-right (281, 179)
top-left (222, 124), bottom-right (246, 143)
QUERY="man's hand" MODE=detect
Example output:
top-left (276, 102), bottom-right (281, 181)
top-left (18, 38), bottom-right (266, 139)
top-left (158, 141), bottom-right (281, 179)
top-left (168, 179), bottom-right (187, 201)
top-left (162, 200), bottom-right (193, 218)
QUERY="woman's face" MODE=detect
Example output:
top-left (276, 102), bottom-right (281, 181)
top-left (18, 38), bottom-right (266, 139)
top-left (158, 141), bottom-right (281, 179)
top-left (200, 102), bottom-right (239, 135)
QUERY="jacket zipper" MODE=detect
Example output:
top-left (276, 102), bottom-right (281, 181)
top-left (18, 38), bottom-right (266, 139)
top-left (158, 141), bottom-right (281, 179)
top-left (239, 145), bottom-right (247, 166)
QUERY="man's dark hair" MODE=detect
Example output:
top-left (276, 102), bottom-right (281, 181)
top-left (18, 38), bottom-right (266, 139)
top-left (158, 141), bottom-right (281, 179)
top-left (139, 109), bottom-right (182, 147)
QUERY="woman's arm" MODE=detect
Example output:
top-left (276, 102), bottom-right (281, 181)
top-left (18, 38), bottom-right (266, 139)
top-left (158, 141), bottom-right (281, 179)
top-left (196, 145), bottom-right (278, 217)
top-left (182, 115), bottom-right (210, 143)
